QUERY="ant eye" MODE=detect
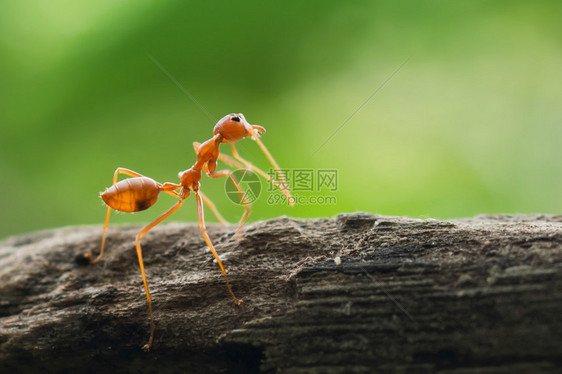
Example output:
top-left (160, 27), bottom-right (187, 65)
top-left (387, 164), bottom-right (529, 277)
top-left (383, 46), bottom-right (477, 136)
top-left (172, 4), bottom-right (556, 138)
top-left (231, 116), bottom-right (240, 122)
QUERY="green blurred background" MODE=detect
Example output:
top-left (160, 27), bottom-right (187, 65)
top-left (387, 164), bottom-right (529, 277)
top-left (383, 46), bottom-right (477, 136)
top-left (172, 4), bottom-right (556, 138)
top-left (1, 1), bottom-right (561, 239)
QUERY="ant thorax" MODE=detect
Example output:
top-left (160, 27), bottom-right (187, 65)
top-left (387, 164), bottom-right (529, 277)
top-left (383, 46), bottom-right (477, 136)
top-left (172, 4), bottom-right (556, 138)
top-left (179, 168), bottom-right (202, 190)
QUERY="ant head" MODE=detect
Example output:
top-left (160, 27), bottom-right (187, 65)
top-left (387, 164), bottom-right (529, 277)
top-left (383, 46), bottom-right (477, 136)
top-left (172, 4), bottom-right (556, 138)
top-left (214, 113), bottom-right (265, 143)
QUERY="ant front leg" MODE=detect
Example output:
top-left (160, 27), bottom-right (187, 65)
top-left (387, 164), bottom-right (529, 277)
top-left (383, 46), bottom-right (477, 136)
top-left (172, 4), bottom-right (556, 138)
top-left (229, 144), bottom-right (294, 206)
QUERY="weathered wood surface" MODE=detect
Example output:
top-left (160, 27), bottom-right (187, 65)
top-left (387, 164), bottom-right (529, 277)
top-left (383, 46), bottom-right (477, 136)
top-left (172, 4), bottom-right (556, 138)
top-left (0, 213), bottom-right (561, 373)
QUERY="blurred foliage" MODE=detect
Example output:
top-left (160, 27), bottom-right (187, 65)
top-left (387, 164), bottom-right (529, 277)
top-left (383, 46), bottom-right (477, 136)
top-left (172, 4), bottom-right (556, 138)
top-left (1, 1), bottom-right (561, 238)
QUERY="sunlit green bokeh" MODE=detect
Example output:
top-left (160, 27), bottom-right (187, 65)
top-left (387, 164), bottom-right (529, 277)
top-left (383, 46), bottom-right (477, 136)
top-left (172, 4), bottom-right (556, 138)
top-left (1, 1), bottom-right (561, 239)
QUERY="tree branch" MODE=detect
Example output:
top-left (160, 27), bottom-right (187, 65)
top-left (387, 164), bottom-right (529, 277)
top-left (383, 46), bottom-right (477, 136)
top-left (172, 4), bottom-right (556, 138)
top-left (1, 213), bottom-right (561, 372)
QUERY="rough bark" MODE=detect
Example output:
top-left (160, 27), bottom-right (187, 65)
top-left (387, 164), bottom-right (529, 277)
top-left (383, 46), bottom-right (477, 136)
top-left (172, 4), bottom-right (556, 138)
top-left (0, 213), bottom-right (561, 373)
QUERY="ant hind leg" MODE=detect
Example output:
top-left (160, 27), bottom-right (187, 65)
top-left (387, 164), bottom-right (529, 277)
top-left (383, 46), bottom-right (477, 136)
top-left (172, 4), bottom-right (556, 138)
top-left (75, 205), bottom-right (112, 265)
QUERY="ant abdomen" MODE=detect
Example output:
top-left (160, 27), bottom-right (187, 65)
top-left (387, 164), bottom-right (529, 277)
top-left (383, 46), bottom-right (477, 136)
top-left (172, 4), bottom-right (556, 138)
top-left (101, 177), bottom-right (161, 213)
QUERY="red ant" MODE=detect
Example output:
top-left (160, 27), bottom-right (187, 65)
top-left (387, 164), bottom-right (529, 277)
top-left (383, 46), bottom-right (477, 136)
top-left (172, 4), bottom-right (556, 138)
top-left (78, 113), bottom-right (293, 350)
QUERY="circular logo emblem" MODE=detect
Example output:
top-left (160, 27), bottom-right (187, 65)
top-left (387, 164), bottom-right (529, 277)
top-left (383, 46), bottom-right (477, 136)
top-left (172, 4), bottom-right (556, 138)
top-left (225, 169), bottom-right (261, 205)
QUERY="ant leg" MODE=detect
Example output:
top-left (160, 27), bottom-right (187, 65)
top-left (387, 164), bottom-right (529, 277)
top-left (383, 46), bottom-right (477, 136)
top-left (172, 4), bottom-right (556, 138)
top-left (112, 167), bottom-right (145, 184)
top-left (135, 198), bottom-right (185, 351)
top-left (161, 182), bottom-right (182, 199)
top-left (195, 190), bottom-right (243, 305)
top-left (230, 144), bottom-right (294, 206)
top-left (253, 136), bottom-right (288, 189)
top-left (206, 170), bottom-right (251, 237)
top-left (199, 191), bottom-right (229, 225)
top-left (89, 205), bottom-right (111, 264)
top-left (217, 152), bottom-right (245, 170)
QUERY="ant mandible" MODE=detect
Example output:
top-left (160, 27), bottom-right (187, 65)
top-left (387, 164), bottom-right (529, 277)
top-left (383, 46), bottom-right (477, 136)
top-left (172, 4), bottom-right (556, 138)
top-left (78, 113), bottom-right (293, 351)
